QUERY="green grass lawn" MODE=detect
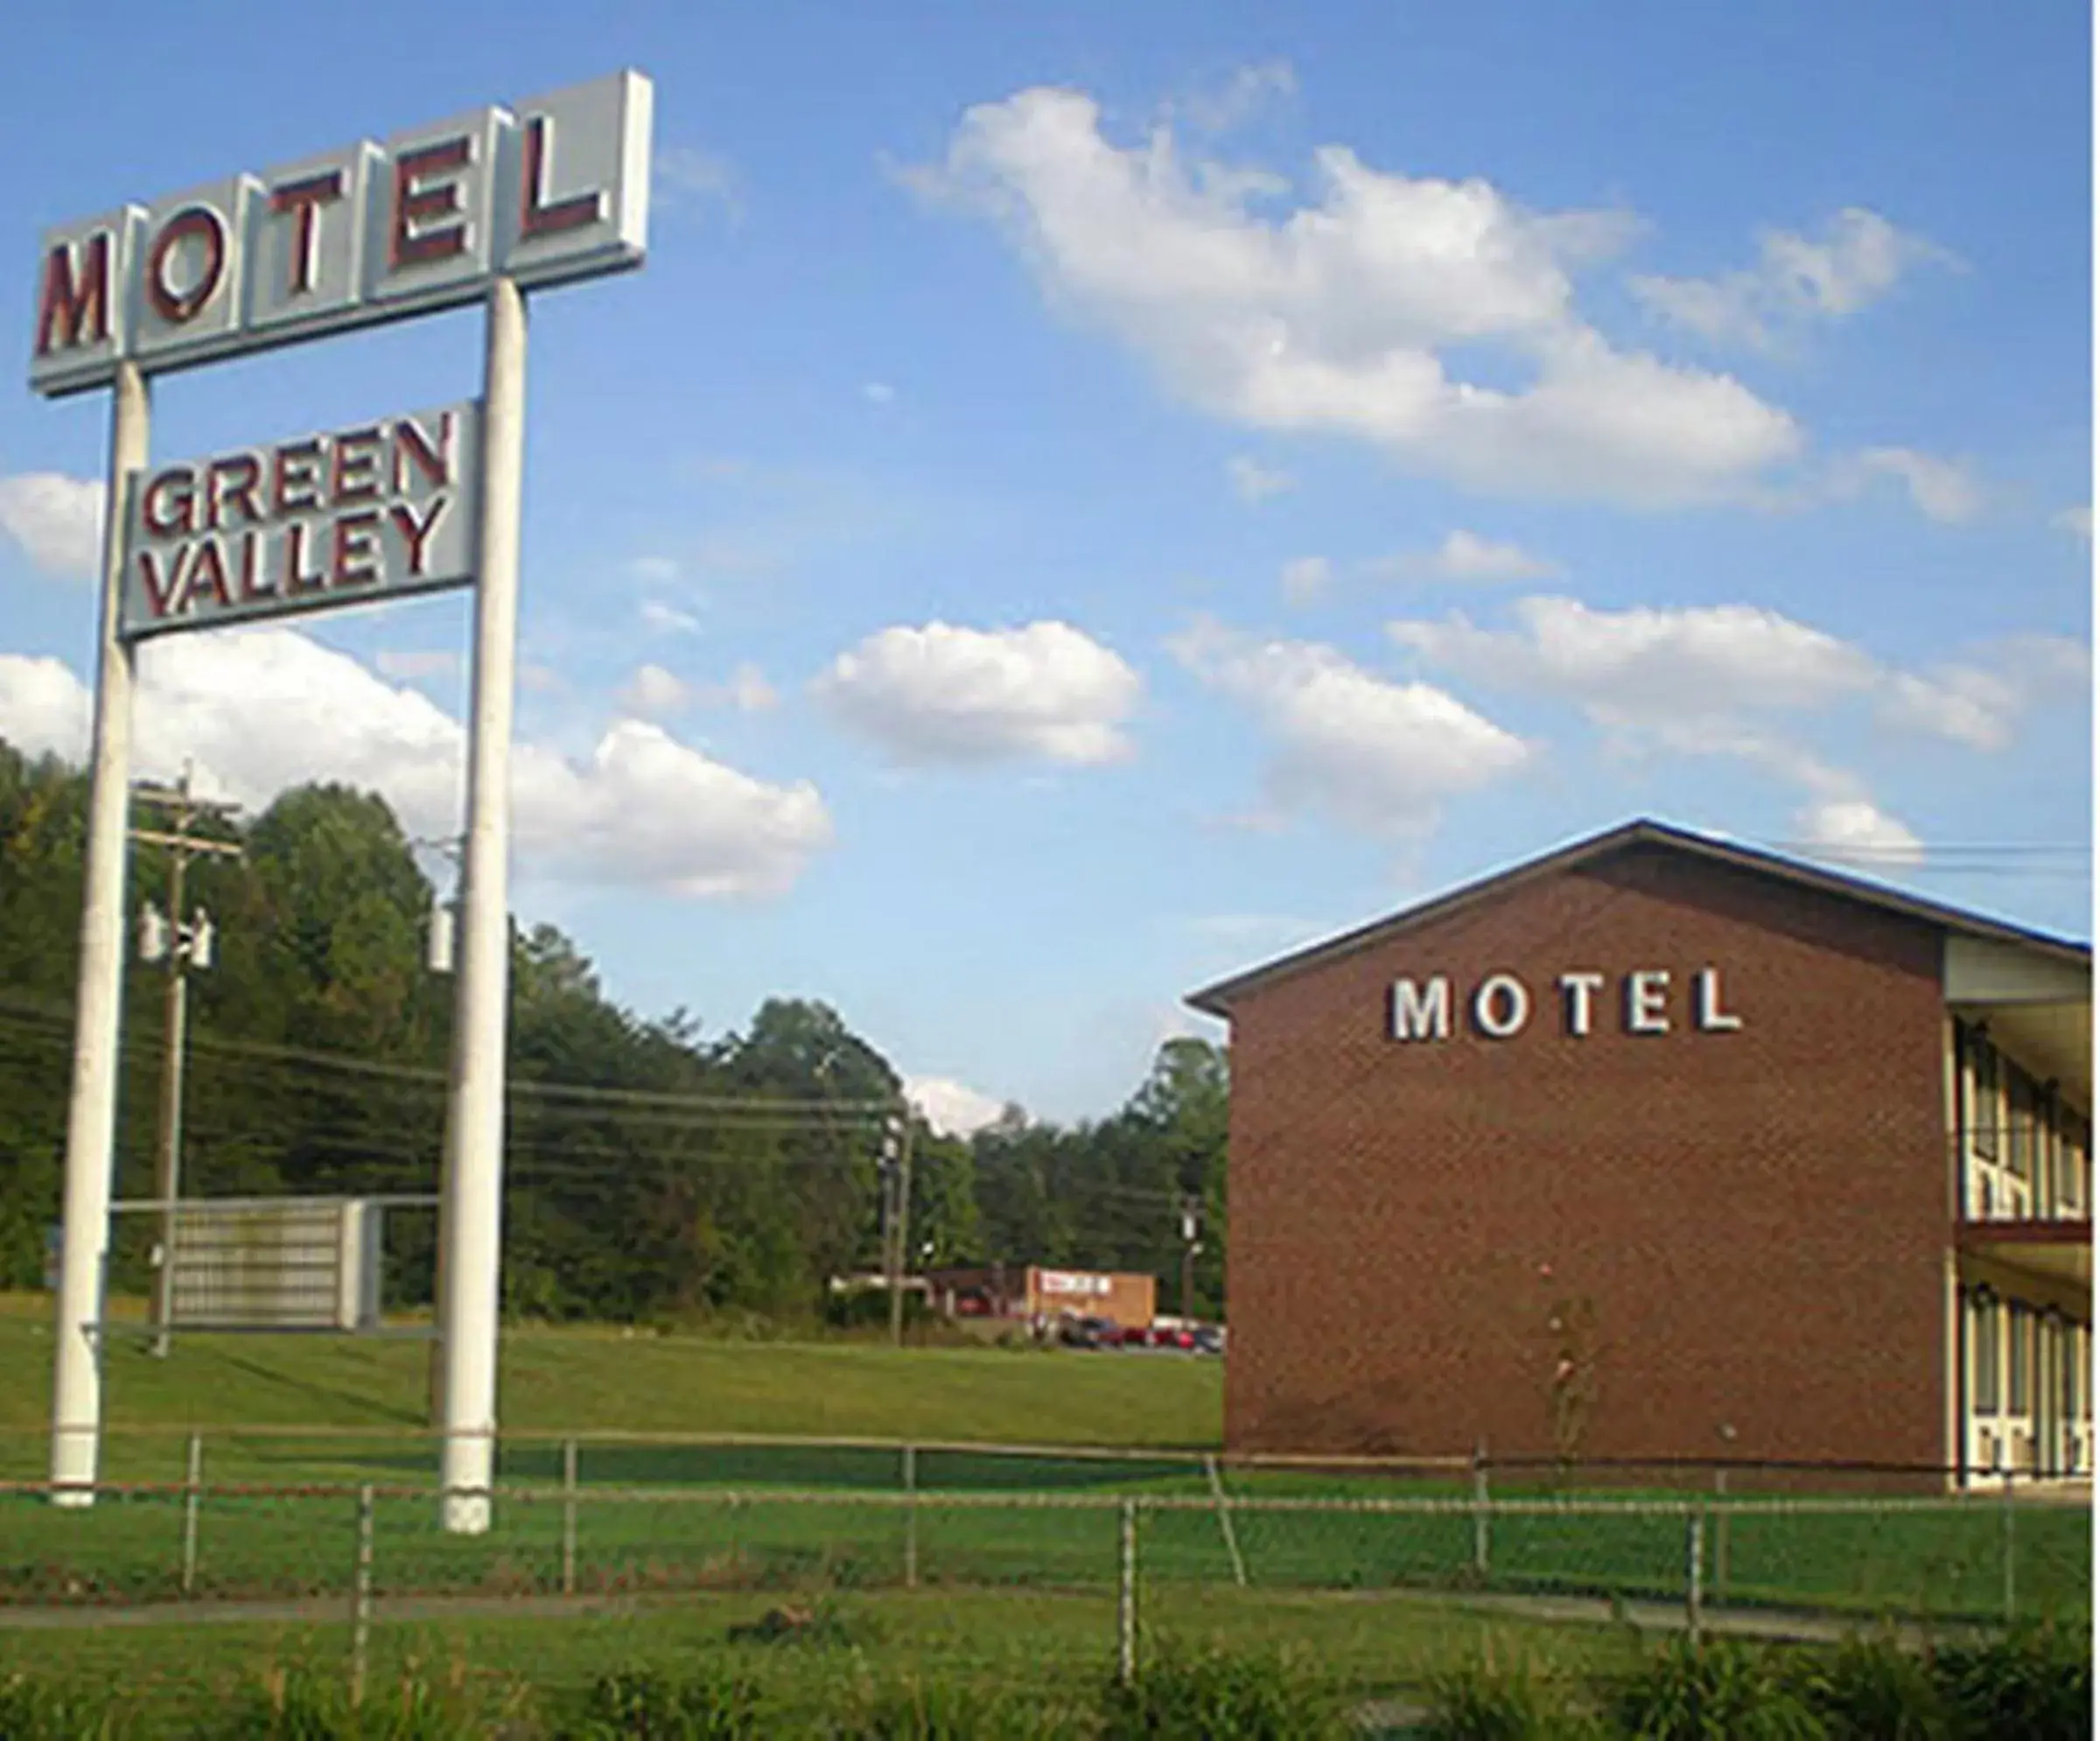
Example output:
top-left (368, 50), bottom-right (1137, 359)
top-left (0, 1292), bottom-right (2087, 1638)
top-left (0, 1479), bottom-right (2086, 1629)
top-left (0, 1290), bottom-right (1224, 1476)
top-left (0, 1581), bottom-right (1650, 1732)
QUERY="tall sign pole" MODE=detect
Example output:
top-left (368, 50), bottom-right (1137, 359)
top-left (49, 361), bottom-right (148, 1503)
top-left (436, 277), bottom-right (526, 1535)
top-left (31, 69), bottom-right (650, 1521)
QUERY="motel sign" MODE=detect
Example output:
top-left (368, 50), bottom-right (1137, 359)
top-left (32, 73), bottom-right (649, 395)
top-left (1389, 967), bottom-right (1746, 1043)
top-left (32, 72), bottom-right (653, 1538)
top-left (122, 405), bottom-right (482, 639)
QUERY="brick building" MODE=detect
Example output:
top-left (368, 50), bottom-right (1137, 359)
top-left (1187, 819), bottom-right (2092, 1486)
top-left (926, 1264), bottom-right (1158, 1331)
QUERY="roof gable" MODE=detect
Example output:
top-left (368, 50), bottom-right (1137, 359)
top-left (1186, 818), bottom-right (2091, 1017)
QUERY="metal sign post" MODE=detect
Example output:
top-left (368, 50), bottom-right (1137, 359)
top-left (48, 362), bottom-right (147, 1506)
top-left (437, 276), bottom-right (526, 1535)
top-left (32, 73), bottom-right (651, 1527)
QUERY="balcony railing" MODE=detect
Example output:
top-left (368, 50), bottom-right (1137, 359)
top-left (1953, 1129), bottom-right (2092, 1228)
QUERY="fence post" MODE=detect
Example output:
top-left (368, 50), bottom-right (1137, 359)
top-left (1472, 1440), bottom-right (1490, 1581)
top-left (350, 1485), bottom-right (374, 1708)
top-left (562, 1437), bottom-right (578, 1598)
top-left (1712, 1465), bottom-right (1728, 1607)
top-left (1116, 1498), bottom-right (1138, 1688)
top-left (903, 1444), bottom-right (919, 1590)
top-left (2001, 1467), bottom-right (2017, 1622)
top-left (1684, 1507), bottom-right (1704, 1641)
top-left (180, 1430), bottom-right (202, 1598)
top-left (1203, 1453), bottom-right (1248, 1588)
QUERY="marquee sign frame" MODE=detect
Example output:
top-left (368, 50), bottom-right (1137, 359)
top-left (36, 71), bottom-right (653, 1538)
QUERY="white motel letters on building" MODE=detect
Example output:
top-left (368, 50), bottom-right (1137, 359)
top-left (120, 404), bottom-right (482, 640)
top-left (28, 72), bottom-right (651, 396)
top-left (1389, 968), bottom-right (1744, 1043)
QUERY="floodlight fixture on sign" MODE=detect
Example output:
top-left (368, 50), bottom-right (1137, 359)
top-left (137, 902), bottom-right (170, 964)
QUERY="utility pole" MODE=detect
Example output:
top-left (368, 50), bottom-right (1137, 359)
top-left (131, 763), bottom-right (242, 1359)
top-left (1180, 1198), bottom-right (1203, 1325)
top-left (884, 1109), bottom-right (915, 1347)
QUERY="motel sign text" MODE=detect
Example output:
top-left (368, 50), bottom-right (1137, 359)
top-left (1390, 968), bottom-right (1744, 1043)
top-left (30, 73), bottom-right (649, 395)
top-left (121, 405), bottom-right (482, 639)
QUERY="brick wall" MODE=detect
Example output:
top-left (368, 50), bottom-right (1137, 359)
top-left (1027, 1268), bottom-right (1157, 1329)
top-left (1221, 843), bottom-right (1951, 1472)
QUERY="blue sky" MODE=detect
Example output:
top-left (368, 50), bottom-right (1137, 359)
top-left (0, 1), bottom-right (2090, 1130)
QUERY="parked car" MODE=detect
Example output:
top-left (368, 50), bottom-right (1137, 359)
top-left (1192, 1325), bottom-right (1225, 1356)
top-left (1057, 1313), bottom-right (1117, 1349)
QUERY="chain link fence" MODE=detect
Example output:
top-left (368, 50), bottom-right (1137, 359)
top-left (0, 1438), bottom-right (2088, 1730)
top-left (1, 1432), bottom-right (2088, 1637)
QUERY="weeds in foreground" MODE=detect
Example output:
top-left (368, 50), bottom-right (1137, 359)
top-left (1419, 1649), bottom-right (1606, 1738)
top-left (1099, 1646), bottom-right (1348, 1740)
top-left (548, 1664), bottom-right (763, 1739)
top-left (1929, 1619), bottom-right (2092, 1741)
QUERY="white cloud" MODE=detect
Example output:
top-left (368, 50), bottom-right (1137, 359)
top-left (654, 146), bottom-right (742, 220)
top-left (1227, 455), bottom-right (1295, 501)
top-left (699, 661), bottom-right (780, 712)
top-left (520, 720), bottom-right (830, 899)
top-left (1175, 59), bottom-right (1298, 134)
top-left (374, 650), bottom-right (460, 682)
top-left (640, 599), bottom-right (701, 635)
top-left (1844, 447), bottom-right (1985, 524)
top-left (908, 87), bottom-right (1801, 507)
top-left (1631, 207), bottom-right (1952, 348)
top-left (0, 629), bottom-right (830, 900)
top-left (620, 662), bottom-right (693, 719)
top-left (1280, 555), bottom-right (1332, 604)
top-left (906, 1074), bottom-right (1008, 1138)
top-left (1387, 596), bottom-right (2082, 846)
top-left (815, 620), bottom-right (1141, 766)
top-left (1392, 597), bottom-right (2084, 759)
top-left (1794, 797), bottom-right (1926, 867)
top-left (0, 653), bottom-right (91, 759)
top-left (1373, 529), bottom-right (1563, 583)
top-left (863, 381), bottom-right (898, 404)
top-left (1187, 911), bottom-right (1330, 950)
top-left (1167, 617), bottom-right (1530, 834)
top-left (628, 556), bottom-right (682, 584)
top-left (1880, 636), bottom-right (2090, 752)
top-left (2052, 504), bottom-right (2092, 542)
top-left (0, 472), bottom-right (104, 578)
top-left (1390, 595), bottom-right (1880, 724)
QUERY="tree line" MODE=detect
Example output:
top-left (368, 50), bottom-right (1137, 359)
top-left (0, 736), bottom-right (1228, 1324)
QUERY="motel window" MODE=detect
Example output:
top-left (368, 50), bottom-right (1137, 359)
top-left (2007, 1068), bottom-right (2040, 1185)
top-left (2008, 1305), bottom-right (2033, 1415)
top-left (1969, 1036), bottom-right (2001, 1159)
top-left (1972, 1295), bottom-right (2000, 1412)
top-left (2064, 1114), bottom-right (2092, 1216)
top-left (2077, 1327), bottom-right (2093, 1424)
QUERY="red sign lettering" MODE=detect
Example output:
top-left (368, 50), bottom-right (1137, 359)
top-left (270, 169), bottom-right (346, 297)
top-left (520, 115), bottom-right (604, 241)
top-left (146, 207), bottom-right (228, 325)
top-left (390, 138), bottom-right (472, 269)
top-left (35, 233), bottom-right (113, 357)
